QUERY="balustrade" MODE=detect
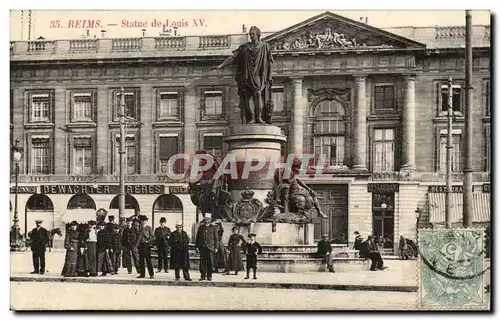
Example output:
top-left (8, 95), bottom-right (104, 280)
top-left (155, 37), bottom-right (186, 50)
top-left (112, 38), bottom-right (142, 51)
top-left (27, 41), bottom-right (56, 53)
top-left (69, 39), bottom-right (98, 52)
top-left (199, 35), bottom-right (230, 48)
top-left (435, 27), bottom-right (466, 39)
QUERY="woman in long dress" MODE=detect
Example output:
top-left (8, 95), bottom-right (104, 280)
top-left (225, 227), bottom-right (246, 275)
top-left (61, 221), bottom-right (80, 277)
top-left (213, 220), bottom-right (228, 273)
top-left (76, 223), bottom-right (91, 276)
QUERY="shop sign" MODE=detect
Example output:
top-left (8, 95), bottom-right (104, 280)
top-left (38, 184), bottom-right (165, 194)
top-left (169, 186), bottom-right (189, 194)
top-left (367, 183), bottom-right (399, 193)
top-left (427, 185), bottom-right (463, 193)
top-left (9, 186), bottom-right (38, 193)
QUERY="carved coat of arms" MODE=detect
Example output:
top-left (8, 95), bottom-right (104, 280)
top-left (232, 187), bottom-right (263, 225)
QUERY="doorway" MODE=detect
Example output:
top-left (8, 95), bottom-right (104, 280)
top-left (371, 192), bottom-right (395, 249)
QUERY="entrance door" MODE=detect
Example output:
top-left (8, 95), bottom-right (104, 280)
top-left (372, 193), bottom-right (395, 249)
top-left (311, 185), bottom-right (348, 242)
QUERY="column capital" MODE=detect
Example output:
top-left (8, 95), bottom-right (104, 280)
top-left (290, 77), bottom-right (303, 83)
top-left (353, 74), bottom-right (367, 82)
top-left (404, 74), bottom-right (417, 82)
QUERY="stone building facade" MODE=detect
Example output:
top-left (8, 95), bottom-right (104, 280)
top-left (10, 12), bottom-right (491, 251)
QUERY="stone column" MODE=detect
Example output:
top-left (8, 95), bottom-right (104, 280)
top-left (291, 77), bottom-right (304, 156)
top-left (352, 76), bottom-right (368, 171)
top-left (139, 84), bottom-right (153, 174)
top-left (183, 85), bottom-right (197, 157)
top-left (401, 76), bottom-right (416, 171)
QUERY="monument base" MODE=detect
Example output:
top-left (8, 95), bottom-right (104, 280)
top-left (192, 222), bottom-right (313, 245)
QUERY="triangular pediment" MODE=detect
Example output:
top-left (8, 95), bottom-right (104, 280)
top-left (263, 11), bottom-right (426, 52)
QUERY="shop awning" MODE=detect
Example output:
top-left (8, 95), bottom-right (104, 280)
top-left (61, 209), bottom-right (97, 224)
top-left (428, 193), bottom-right (490, 223)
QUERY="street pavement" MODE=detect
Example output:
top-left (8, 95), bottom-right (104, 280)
top-left (10, 282), bottom-right (419, 311)
top-left (10, 251), bottom-right (417, 291)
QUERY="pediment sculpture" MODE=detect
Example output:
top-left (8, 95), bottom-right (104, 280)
top-left (270, 27), bottom-right (394, 52)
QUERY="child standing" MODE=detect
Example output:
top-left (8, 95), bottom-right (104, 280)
top-left (244, 233), bottom-right (262, 280)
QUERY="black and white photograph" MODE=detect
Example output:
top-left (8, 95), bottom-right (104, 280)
top-left (8, 8), bottom-right (491, 311)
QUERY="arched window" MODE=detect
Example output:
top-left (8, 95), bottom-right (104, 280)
top-left (152, 194), bottom-right (184, 229)
top-left (109, 194), bottom-right (140, 212)
top-left (26, 194), bottom-right (54, 211)
top-left (313, 100), bottom-right (346, 166)
top-left (67, 193), bottom-right (97, 210)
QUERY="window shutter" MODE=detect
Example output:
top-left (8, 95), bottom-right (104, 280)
top-left (27, 91), bottom-right (33, 120)
top-left (135, 89), bottom-right (140, 120)
top-left (49, 90), bottom-right (55, 122)
top-left (156, 89), bottom-right (161, 120)
top-left (91, 91), bottom-right (97, 121)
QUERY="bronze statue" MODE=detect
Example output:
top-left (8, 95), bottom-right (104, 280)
top-left (212, 26), bottom-right (274, 125)
top-left (264, 157), bottom-right (328, 222)
top-left (187, 150), bottom-right (232, 221)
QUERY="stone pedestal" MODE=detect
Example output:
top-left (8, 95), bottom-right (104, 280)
top-left (223, 124), bottom-right (286, 205)
top-left (192, 222), bottom-right (314, 245)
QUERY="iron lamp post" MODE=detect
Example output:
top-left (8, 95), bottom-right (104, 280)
top-left (10, 139), bottom-right (23, 251)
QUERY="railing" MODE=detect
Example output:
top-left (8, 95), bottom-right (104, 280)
top-left (435, 26), bottom-right (466, 39)
top-left (16, 174), bottom-right (188, 184)
top-left (199, 35), bottom-right (230, 48)
top-left (69, 39), bottom-right (98, 52)
top-left (27, 40), bottom-right (56, 53)
top-left (155, 37), bottom-right (186, 50)
top-left (112, 38), bottom-right (142, 52)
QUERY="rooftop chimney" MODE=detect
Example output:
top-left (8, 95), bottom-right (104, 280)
top-left (242, 24), bottom-right (247, 33)
top-left (100, 29), bottom-right (106, 38)
top-left (142, 29), bottom-right (146, 37)
top-left (86, 29), bottom-right (90, 37)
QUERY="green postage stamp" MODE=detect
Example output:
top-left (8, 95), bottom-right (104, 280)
top-left (418, 228), bottom-right (489, 310)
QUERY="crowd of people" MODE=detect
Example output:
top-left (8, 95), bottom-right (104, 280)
top-left (26, 212), bottom-right (263, 281)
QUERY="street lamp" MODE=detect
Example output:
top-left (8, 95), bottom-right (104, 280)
top-left (415, 207), bottom-right (422, 239)
top-left (10, 139), bottom-right (23, 251)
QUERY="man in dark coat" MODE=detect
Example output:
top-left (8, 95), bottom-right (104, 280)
top-left (354, 231), bottom-right (368, 258)
top-left (28, 220), bottom-right (50, 275)
top-left (96, 222), bottom-right (113, 276)
top-left (111, 224), bottom-right (122, 274)
top-left (154, 217), bottom-right (171, 273)
top-left (315, 234), bottom-right (335, 273)
top-left (367, 235), bottom-right (387, 271)
top-left (122, 218), bottom-right (140, 274)
top-left (195, 213), bottom-right (219, 281)
top-left (170, 221), bottom-right (192, 281)
top-left (136, 215), bottom-right (155, 279)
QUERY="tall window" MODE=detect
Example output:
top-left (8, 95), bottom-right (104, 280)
top-left (203, 134), bottom-right (223, 159)
top-left (484, 79), bottom-right (491, 117)
top-left (158, 91), bottom-right (179, 119)
top-left (374, 84), bottom-right (395, 110)
top-left (313, 100), bottom-right (346, 166)
top-left (440, 84), bottom-right (463, 113)
top-left (204, 91), bottom-right (223, 116)
top-left (115, 136), bottom-right (137, 175)
top-left (31, 138), bottom-right (51, 174)
top-left (31, 94), bottom-right (50, 122)
top-left (73, 137), bottom-right (92, 175)
top-left (72, 93), bottom-right (93, 121)
top-left (439, 133), bottom-right (461, 173)
top-left (158, 135), bottom-right (181, 174)
top-left (272, 86), bottom-right (285, 112)
top-left (114, 90), bottom-right (139, 120)
top-left (373, 129), bottom-right (395, 172)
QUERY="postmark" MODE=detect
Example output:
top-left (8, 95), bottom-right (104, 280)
top-left (417, 228), bottom-right (488, 310)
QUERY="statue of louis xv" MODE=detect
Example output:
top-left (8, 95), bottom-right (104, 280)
top-left (212, 26), bottom-right (274, 124)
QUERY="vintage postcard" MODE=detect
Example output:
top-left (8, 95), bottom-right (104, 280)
top-left (9, 9), bottom-right (491, 311)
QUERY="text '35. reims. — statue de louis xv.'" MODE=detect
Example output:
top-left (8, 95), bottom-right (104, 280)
top-left (212, 26), bottom-right (274, 125)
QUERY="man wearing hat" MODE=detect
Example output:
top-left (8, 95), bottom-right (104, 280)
top-left (108, 215), bottom-right (116, 225)
top-left (367, 235), bottom-right (387, 271)
top-left (136, 215), bottom-right (155, 278)
top-left (244, 233), bottom-right (262, 280)
top-left (122, 218), bottom-right (140, 274)
top-left (28, 220), bottom-right (50, 275)
top-left (315, 234), bottom-right (335, 273)
top-left (154, 217), bottom-right (172, 273)
top-left (86, 220), bottom-right (98, 276)
top-left (195, 213), bottom-right (219, 281)
top-left (170, 221), bottom-right (192, 281)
